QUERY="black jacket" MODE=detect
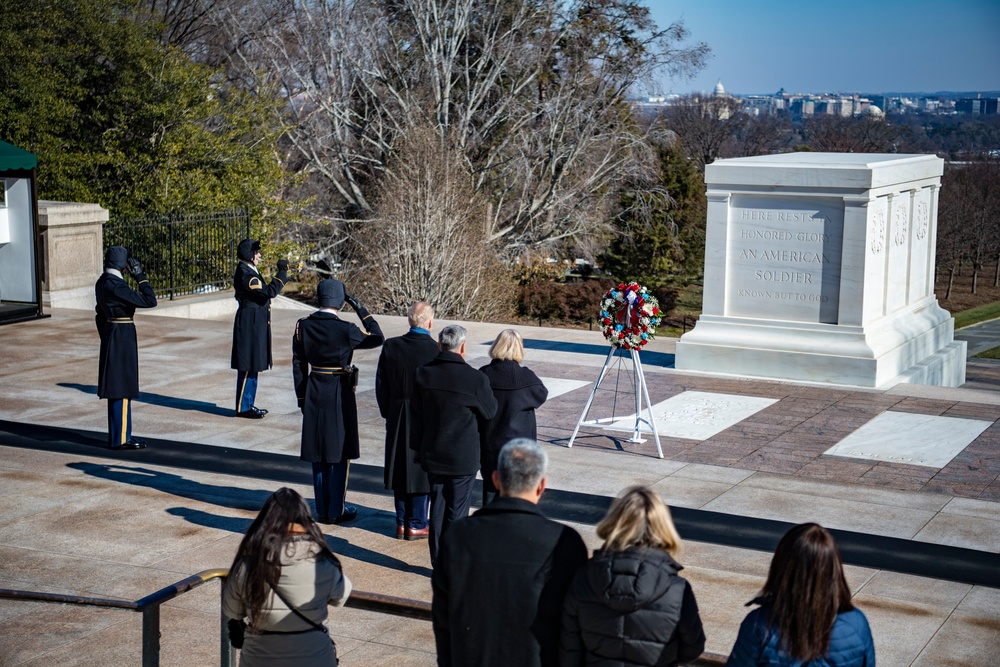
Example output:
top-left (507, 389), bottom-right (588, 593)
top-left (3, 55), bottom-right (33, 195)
top-left (432, 497), bottom-right (588, 667)
top-left (231, 260), bottom-right (286, 372)
top-left (95, 271), bottom-right (157, 399)
top-left (293, 309), bottom-right (383, 463)
top-left (478, 359), bottom-right (548, 479)
top-left (560, 547), bottom-right (705, 667)
top-left (413, 351), bottom-right (497, 476)
top-left (376, 331), bottom-right (440, 494)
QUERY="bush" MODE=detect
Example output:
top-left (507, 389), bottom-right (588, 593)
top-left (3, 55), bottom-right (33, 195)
top-left (518, 278), bottom-right (618, 322)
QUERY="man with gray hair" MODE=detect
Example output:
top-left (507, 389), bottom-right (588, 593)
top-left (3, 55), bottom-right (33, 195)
top-left (431, 439), bottom-right (587, 667)
top-left (413, 324), bottom-right (497, 563)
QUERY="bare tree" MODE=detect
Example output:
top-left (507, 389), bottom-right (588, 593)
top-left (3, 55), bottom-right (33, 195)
top-left (801, 114), bottom-right (903, 153)
top-left (937, 161), bottom-right (1000, 295)
top-left (225, 0), bottom-right (709, 257)
top-left (662, 93), bottom-right (743, 171)
top-left (345, 125), bottom-right (514, 319)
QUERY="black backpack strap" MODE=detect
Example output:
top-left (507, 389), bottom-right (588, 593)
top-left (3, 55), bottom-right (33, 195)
top-left (270, 585), bottom-right (328, 634)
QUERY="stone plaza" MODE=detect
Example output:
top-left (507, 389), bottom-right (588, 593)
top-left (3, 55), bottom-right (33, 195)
top-left (1, 297), bottom-right (999, 665)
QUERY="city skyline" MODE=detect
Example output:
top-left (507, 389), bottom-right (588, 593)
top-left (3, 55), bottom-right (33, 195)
top-left (645, 0), bottom-right (1000, 96)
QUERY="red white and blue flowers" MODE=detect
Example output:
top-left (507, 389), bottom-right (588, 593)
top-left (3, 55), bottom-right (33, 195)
top-left (600, 282), bottom-right (661, 351)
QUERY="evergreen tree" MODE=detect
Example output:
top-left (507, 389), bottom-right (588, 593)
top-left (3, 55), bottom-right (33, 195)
top-left (601, 136), bottom-right (706, 291)
top-left (0, 0), bottom-right (288, 217)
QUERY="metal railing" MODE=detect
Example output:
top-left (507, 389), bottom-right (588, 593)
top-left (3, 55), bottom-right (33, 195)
top-left (103, 210), bottom-right (252, 300)
top-left (0, 572), bottom-right (726, 666)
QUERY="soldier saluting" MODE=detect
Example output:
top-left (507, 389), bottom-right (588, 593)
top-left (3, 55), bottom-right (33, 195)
top-left (95, 246), bottom-right (157, 449)
top-left (231, 238), bottom-right (288, 418)
top-left (293, 279), bottom-right (384, 523)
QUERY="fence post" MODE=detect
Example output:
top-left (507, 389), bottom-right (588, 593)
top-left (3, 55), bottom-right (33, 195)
top-left (141, 605), bottom-right (160, 667)
top-left (168, 214), bottom-right (176, 301)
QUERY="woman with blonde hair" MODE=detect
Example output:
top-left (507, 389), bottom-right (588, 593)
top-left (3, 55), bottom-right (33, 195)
top-left (223, 487), bottom-right (351, 666)
top-left (726, 523), bottom-right (875, 666)
top-left (560, 486), bottom-right (705, 667)
top-left (478, 328), bottom-right (548, 505)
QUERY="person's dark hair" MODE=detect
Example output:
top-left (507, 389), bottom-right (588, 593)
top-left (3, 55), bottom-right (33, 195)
top-left (756, 523), bottom-right (854, 661)
top-left (497, 438), bottom-right (546, 494)
top-left (228, 488), bottom-right (339, 630)
top-left (438, 325), bottom-right (467, 352)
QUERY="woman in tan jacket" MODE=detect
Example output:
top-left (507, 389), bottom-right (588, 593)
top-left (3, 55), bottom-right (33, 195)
top-left (224, 488), bottom-right (351, 666)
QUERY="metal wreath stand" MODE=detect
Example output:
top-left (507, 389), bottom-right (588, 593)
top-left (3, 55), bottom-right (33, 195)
top-left (567, 294), bottom-right (663, 459)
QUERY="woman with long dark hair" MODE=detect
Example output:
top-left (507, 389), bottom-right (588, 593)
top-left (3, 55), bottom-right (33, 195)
top-left (560, 486), bottom-right (705, 667)
top-left (223, 488), bottom-right (351, 666)
top-left (727, 523), bottom-right (875, 666)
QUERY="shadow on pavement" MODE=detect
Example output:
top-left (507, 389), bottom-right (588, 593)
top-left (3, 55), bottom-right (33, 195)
top-left (58, 382), bottom-right (233, 417)
top-left (519, 339), bottom-right (676, 368)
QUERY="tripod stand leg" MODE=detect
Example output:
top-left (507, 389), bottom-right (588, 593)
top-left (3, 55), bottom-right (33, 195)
top-left (633, 350), bottom-right (663, 458)
top-left (568, 347), bottom-right (616, 448)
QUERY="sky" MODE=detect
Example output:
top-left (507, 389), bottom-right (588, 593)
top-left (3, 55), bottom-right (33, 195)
top-left (644, 0), bottom-right (1000, 96)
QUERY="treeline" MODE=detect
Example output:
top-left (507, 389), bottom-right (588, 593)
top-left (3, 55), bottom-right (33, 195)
top-left (3, 0), bottom-right (995, 321)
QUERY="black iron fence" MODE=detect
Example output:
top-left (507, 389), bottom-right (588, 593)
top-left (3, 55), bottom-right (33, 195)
top-left (103, 210), bottom-right (252, 299)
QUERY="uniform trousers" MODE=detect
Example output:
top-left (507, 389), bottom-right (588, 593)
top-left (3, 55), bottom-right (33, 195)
top-left (427, 473), bottom-right (476, 564)
top-left (107, 398), bottom-right (133, 447)
top-left (313, 460), bottom-right (350, 521)
top-left (236, 370), bottom-right (258, 412)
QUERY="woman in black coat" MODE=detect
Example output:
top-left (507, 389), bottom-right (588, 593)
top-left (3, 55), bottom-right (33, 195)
top-left (478, 329), bottom-right (548, 505)
top-left (560, 486), bottom-right (706, 667)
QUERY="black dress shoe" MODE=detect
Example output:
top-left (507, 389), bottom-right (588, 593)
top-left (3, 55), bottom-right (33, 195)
top-left (114, 439), bottom-right (148, 450)
top-left (332, 506), bottom-right (358, 524)
top-left (317, 515), bottom-right (330, 524)
top-left (250, 406), bottom-right (269, 415)
top-left (236, 407), bottom-right (265, 419)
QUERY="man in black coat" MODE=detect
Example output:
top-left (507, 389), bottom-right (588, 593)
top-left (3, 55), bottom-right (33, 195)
top-left (432, 439), bottom-right (587, 667)
top-left (375, 301), bottom-right (438, 541)
top-left (95, 246), bottom-right (157, 449)
top-left (293, 279), bottom-right (384, 523)
top-left (231, 238), bottom-right (288, 418)
top-left (413, 324), bottom-right (497, 564)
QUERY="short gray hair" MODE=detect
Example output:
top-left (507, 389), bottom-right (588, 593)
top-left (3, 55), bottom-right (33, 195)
top-left (498, 439), bottom-right (547, 494)
top-left (438, 325), bottom-right (467, 352)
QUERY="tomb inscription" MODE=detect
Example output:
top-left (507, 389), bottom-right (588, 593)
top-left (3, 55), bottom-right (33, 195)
top-left (727, 195), bottom-right (844, 324)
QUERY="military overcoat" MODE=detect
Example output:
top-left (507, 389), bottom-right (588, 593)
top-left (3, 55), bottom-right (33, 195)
top-left (375, 331), bottom-right (439, 495)
top-left (293, 309), bottom-right (384, 464)
top-left (230, 260), bottom-right (286, 372)
top-left (95, 271), bottom-right (157, 399)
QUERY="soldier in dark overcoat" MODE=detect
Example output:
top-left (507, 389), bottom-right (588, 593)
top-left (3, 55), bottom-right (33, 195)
top-left (293, 279), bottom-right (384, 523)
top-left (231, 238), bottom-right (287, 418)
top-left (95, 246), bottom-right (157, 449)
top-left (375, 301), bottom-right (438, 540)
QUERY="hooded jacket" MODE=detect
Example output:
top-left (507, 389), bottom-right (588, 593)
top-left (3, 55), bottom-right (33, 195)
top-left (560, 547), bottom-right (705, 667)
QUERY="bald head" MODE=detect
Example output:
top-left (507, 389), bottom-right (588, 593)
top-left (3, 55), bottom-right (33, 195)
top-left (408, 302), bottom-right (434, 329)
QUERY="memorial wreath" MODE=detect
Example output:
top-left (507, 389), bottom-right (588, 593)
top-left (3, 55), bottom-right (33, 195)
top-left (600, 282), bottom-right (661, 351)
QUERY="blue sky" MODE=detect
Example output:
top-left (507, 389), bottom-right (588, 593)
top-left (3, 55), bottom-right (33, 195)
top-left (644, 0), bottom-right (1000, 95)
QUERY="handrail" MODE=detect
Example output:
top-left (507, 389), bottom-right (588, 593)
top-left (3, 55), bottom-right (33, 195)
top-left (0, 572), bottom-right (729, 666)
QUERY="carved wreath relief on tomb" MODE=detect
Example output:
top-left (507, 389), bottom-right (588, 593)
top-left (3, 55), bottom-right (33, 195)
top-left (870, 210), bottom-right (886, 255)
top-left (893, 203), bottom-right (909, 247)
top-left (915, 201), bottom-right (929, 241)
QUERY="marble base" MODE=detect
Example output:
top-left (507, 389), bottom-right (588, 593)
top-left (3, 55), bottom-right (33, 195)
top-left (824, 411), bottom-right (990, 468)
top-left (602, 391), bottom-right (778, 441)
top-left (676, 298), bottom-right (966, 388)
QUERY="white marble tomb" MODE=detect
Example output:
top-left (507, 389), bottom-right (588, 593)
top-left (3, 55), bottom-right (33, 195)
top-left (676, 153), bottom-right (966, 388)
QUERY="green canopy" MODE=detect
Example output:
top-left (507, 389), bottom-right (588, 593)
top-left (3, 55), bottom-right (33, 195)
top-left (0, 140), bottom-right (37, 172)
